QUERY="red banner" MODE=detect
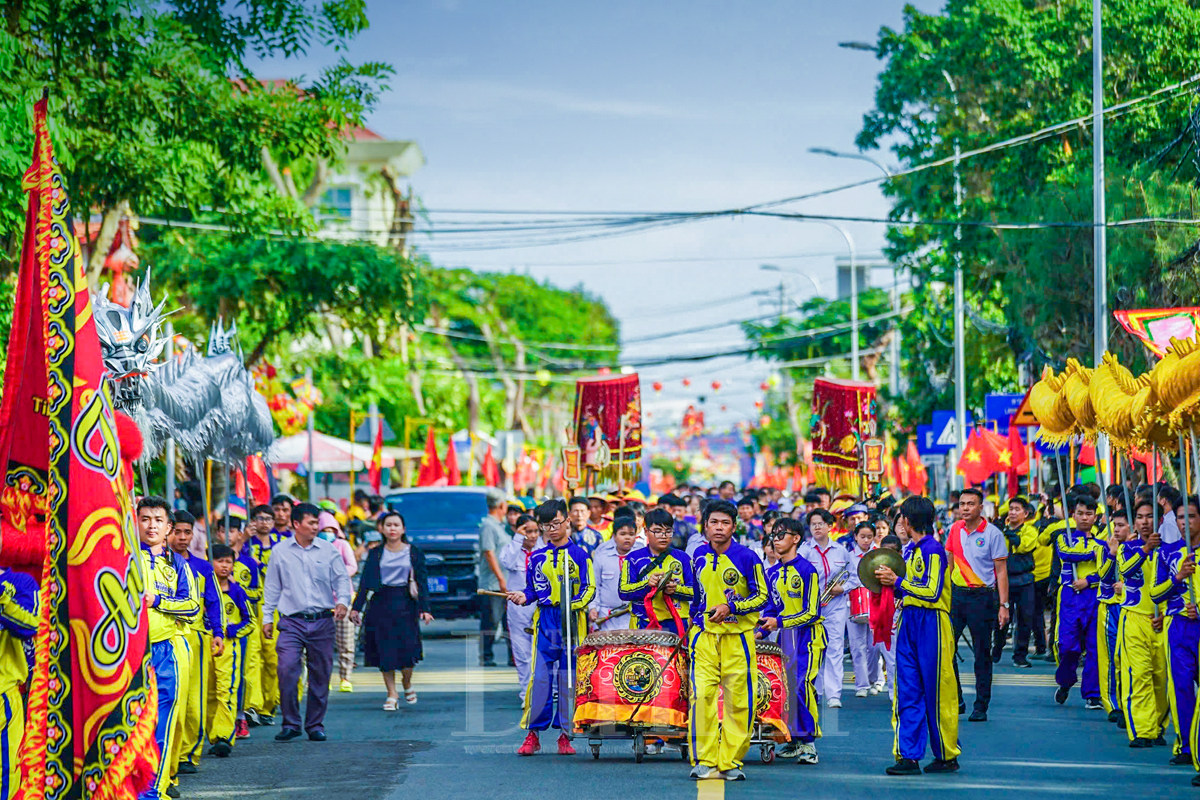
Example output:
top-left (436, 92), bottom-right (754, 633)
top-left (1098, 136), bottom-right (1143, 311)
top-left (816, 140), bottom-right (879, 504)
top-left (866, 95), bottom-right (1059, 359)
top-left (810, 378), bottom-right (876, 491)
top-left (1, 98), bottom-right (156, 800)
top-left (574, 373), bottom-right (642, 474)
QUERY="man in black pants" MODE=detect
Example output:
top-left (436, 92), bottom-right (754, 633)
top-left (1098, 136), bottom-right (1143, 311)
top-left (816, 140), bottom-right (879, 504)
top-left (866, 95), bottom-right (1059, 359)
top-left (1001, 497), bottom-right (1039, 667)
top-left (946, 488), bottom-right (1010, 722)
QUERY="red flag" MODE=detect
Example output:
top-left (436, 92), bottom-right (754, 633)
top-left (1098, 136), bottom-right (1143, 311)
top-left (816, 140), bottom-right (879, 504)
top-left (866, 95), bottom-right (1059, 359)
top-left (481, 445), bottom-right (500, 487)
top-left (905, 439), bottom-right (928, 496)
top-left (0, 97), bottom-right (157, 800)
top-left (416, 428), bottom-right (444, 487)
top-left (1006, 420), bottom-right (1029, 498)
top-left (368, 418), bottom-right (384, 493)
top-left (443, 440), bottom-right (461, 486)
top-left (896, 455), bottom-right (910, 492)
top-left (246, 454), bottom-right (271, 503)
top-left (959, 429), bottom-right (998, 486)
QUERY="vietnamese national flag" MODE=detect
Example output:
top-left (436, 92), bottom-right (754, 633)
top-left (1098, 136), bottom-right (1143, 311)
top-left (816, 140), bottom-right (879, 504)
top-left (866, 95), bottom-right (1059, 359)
top-left (959, 429), bottom-right (998, 486)
top-left (444, 440), bottom-right (461, 486)
top-left (896, 454), bottom-right (910, 492)
top-left (416, 428), bottom-right (444, 487)
top-left (1, 97), bottom-right (158, 799)
top-left (905, 439), bottom-right (928, 495)
top-left (481, 445), bottom-right (500, 487)
top-left (368, 418), bottom-right (384, 493)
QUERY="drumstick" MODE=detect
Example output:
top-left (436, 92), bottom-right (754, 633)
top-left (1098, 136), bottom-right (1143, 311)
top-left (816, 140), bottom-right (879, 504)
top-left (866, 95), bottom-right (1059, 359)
top-left (476, 589), bottom-right (510, 599)
top-left (595, 604), bottom-right (631, 626)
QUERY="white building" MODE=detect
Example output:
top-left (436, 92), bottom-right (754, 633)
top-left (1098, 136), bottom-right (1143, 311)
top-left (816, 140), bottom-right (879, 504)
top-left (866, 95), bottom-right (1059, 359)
top-left (317, 125), bottom-right (425, 246)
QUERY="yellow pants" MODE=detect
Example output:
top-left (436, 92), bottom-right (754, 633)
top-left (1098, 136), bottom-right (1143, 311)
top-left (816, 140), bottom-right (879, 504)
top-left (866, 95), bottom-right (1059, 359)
top-left (1, 685), bottom-right (24, 800)
top-left (1118, 611), bottom-right (1168, 740)
top-left (1097, 603), bottom-right (1122, 714)
top-left (688, 628), bottom-right (756, 773)
top-left (258, 613), bottom-right (280, 713)
top-left (208, 636), bottom-right (245, 744)
top-left (243, 614), bottom-right (263, 713)
top-left (177, 630), bottom-right (214, 766)
top-left (167, 635), bottom-right (192, 783)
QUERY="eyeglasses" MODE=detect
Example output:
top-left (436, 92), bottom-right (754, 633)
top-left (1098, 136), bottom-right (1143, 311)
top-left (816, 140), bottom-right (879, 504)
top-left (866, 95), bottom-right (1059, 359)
top-left (646, 526), bottom-right (673, 537)
top-left (537, 519), bottom-right (565, 533)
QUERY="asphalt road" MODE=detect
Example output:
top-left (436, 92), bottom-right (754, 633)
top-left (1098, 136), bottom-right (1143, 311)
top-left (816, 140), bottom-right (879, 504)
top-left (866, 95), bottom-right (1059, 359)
top-left (182, 620), bottom-right (1194, 800)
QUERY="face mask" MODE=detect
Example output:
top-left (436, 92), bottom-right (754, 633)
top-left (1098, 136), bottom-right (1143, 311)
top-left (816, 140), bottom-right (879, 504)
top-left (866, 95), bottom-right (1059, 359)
top-left (318, 530), bottom-right (336, 542)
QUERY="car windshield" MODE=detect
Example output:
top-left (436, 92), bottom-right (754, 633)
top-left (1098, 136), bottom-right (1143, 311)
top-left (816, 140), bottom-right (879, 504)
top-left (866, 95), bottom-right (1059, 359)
top-left (386, 491), bottom-right (488, 531)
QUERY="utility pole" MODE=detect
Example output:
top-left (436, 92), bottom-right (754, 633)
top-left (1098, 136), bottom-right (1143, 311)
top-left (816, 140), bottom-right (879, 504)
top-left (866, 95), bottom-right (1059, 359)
top-left (306, 366), bottom-right (316, 501)
top-left (945, 69), bottom-right (967, 491)
top-left (1092, 0), bottom-right (1109, 472)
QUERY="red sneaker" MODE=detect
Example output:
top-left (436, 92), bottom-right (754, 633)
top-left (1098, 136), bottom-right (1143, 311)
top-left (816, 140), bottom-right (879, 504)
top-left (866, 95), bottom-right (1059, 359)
top-left (517, 731), bottom-right (540, 756)
top-left (235, 719), bottom-right (251, 739)
top-left (557, 733), bottom-right (576, 756)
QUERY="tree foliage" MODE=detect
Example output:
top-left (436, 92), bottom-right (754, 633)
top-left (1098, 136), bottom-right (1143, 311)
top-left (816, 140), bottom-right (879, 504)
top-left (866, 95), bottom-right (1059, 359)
top-left (856, 0), bottom-right (1200, 429)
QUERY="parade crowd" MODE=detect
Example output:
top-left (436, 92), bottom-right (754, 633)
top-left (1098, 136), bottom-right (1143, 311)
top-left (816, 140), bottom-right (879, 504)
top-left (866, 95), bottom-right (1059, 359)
top-left (3, 479), bottom-right (1200, 794)
top-left (486, 480), bottom-right (1200, 785)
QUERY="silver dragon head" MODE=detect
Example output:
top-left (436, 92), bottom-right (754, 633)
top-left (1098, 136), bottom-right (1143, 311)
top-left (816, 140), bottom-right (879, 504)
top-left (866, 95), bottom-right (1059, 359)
top-left (92, 268), bottom-right (170, 409)
top-left (207, 317), bottom-right (239, 358)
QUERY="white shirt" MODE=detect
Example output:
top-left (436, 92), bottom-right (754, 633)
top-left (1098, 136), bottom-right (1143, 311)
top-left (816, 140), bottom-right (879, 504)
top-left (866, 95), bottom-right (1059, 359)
top-left (798, 538), bottom-right (856, 612)
top-left (590, 539), bottom-right (628, 612)
top-left (1160, 509), bottom-right (1182, 545)
top-left (263, 536), bottom-right (352, 618)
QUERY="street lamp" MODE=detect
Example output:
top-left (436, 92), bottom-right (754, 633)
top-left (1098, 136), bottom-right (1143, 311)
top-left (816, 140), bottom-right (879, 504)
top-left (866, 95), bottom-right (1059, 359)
top-left (760, 264), bottom-right (822, 297)
top-left (809, 146), bottom-right (903, 398)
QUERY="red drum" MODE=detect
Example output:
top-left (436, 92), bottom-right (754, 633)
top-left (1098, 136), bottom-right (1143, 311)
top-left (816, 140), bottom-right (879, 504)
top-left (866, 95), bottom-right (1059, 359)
top-left (848, 587), bottom-right (871, 624)
top-left (754, 640), bottom-right (790, 741)
top-left (573, 629), bottom-right (689, 734)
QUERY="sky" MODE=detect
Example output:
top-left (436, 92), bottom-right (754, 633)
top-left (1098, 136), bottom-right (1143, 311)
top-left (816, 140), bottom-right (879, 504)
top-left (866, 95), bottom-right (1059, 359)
top-left (259, 0), bottom-right (938, 440)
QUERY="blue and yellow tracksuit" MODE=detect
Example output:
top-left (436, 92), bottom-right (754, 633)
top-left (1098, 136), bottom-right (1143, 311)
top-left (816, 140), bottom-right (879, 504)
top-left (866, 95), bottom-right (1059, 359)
top-left (208, 579), bottom-right (252, 747)
top-left (1117, 539), bottom-right (1170, 741)
top-left (1046, 522), bottom-right (1104, 700)
top-left (763, 555), bottom-right (824, 744)
top-left (139, 545), bottom-right (199, 800)
top-left (687, 542), bottom-right (767, 773)
top-left (1153, 540), bottom-right (1200, 758)
top-left (0, 568), bottom-right (39, 800)
top-left (232, 548), bottom-right (262, 716)
top-left (1096, 547), bottom-right (1124, 714)
top-left (247, 534), bottom-right (281, 714)
top-left (892, 535), bottom-right (960, 763)
top-left (177, 553), bottom-right (224, 767)
top-left (619, 545), bottom-right (694, 636)
top-left (518, 541), bottom-right (595, 732)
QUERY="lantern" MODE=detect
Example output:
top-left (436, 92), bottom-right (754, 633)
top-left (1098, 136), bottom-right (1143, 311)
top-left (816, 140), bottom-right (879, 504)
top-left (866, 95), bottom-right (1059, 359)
top-left (711, 380), bottom-right (722, 392)
top-left (759, 381), bottom-right (770, 392)
top-left (682, 378), bottom-right (691, 387)
top-left (652, 381), bottom-right (663, 393)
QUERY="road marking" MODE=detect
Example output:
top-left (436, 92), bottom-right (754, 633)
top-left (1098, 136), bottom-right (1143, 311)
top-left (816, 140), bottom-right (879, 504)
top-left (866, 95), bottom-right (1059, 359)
top-left (696, 778), bottom-right (724, 800)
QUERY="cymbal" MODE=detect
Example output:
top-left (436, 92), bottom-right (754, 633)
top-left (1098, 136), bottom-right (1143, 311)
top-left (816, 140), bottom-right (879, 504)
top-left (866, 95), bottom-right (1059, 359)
top-left (858, 547), bottom-right (907, 594)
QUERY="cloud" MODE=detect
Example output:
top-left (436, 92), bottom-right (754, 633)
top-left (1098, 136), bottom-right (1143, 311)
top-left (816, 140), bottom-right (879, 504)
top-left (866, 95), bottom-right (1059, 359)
top-left (387, 74), bottom-right (694, 121)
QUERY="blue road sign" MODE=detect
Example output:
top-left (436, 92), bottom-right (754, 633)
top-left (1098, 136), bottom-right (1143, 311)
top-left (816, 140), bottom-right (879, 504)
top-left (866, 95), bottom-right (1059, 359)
top-left (928, 410), bottom-right (973, 454)
top-left (984, 393), bottom-right (1025, 435)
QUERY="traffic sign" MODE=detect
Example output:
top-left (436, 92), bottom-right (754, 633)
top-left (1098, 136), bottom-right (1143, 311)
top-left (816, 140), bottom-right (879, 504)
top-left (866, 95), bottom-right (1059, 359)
top-left (984, 393), bottom-right (1024, 434)
top-left (1009, 386), bottom-right (1039, 428)
top-left (927, 410), bottom-right (973, 455)
top-left (916, 424), bottom-right (936, 455)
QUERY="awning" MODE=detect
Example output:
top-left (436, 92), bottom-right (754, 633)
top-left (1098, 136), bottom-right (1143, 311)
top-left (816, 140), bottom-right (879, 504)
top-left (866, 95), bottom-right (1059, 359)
top-left (268, 431), bottom-right (422, 473)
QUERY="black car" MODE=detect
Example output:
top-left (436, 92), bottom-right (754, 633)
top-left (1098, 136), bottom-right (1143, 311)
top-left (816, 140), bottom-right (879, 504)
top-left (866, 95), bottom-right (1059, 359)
top-left (385, 487), bottom-right (492, 619)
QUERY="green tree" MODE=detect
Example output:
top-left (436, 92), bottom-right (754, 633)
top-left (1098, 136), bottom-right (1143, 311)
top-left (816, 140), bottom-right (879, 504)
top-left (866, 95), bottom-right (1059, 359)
top-left (856, 0), bottom-right (1200, 428)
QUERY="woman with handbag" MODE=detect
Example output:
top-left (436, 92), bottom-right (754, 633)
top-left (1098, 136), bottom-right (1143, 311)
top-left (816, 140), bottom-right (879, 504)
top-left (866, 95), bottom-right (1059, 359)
top-left (350, 511), bottom-right (433, 709)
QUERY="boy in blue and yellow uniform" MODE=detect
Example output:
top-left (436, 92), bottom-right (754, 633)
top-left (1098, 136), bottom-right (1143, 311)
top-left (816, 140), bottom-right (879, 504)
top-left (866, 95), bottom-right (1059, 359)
top-left (207, 544), bottom-right (253, 757)
top-left (1116, 502), bottom-right (1170, 747)
top-left (0, 565), bottom-right (39, 800)
top-left (170, 510), bottom-right (225, 774)
top-left (507, 499), bottom-right (595, 757)
top-left (229, 519), bottom-right (262, 738)
top-left (620, 507), bottom-right (694, 637)
top-left (875, 496), bottom-right (960, 776)
top-left (246, 505), bottom-right (282, 724)
top-left (1155, 494), bottom-right (1200, 771)
top-left (1096, 518), bottom-right (1125, 719)
top-left (759, 517), bottom-right (824, 766)
top-left (1043, 494), bottom-right (1106, 709)
top-left (686, 499), bottom-right (768, 782)
top-left (137, 496), bottom-right (199, 800)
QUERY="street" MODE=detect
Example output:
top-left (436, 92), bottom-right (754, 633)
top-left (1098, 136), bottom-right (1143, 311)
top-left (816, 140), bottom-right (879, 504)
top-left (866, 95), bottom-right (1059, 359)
top-left (182, 623), bottom-right (1187, 800)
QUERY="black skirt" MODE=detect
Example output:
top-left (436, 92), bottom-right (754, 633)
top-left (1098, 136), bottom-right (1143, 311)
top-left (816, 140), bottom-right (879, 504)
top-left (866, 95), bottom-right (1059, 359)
top-left (363, 585), bottom-right (423, 671)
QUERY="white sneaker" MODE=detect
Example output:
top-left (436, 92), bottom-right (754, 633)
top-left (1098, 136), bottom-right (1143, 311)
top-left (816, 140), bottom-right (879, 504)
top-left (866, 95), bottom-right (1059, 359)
top-left (873, 679), bottom-right (886, 692)
top-left (690, 765), bottom-right (721, 780)
top-left (827, 697), bottom-right (842, 709)
top-left (869, 686), bottom-right (880, 696)
top-left (855, 688), bottom-right (869, 698)
top-left (797, 742), bottom-right (819, 765)
top-left (644, 740), bottom-right (662, 755)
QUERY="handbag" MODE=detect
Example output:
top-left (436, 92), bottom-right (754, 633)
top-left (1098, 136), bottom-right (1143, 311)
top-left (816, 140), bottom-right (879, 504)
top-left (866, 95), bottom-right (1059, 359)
top-left (407, 547), bottom-right (420, 600)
